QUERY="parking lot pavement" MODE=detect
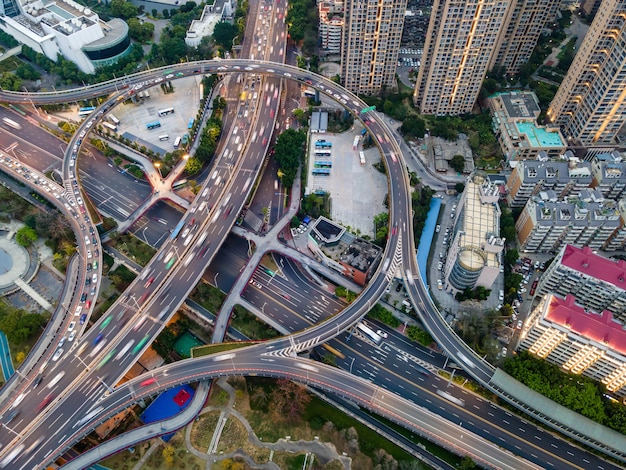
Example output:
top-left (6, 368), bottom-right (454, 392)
top-left (306, 132), bottom-right (387, 238)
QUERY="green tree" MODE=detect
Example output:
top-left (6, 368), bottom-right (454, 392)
top-left (274, 129), bottom-right (306, 187)
top-left (504, 249), bottom-right (519, 270)
top-left (15, 226), bottom-right (37, 247)
top-left (450, 154), bottom-right (465, 173)
top-left (185, 156), bottom-right (202, 175)
top-left (212, 22), bottom-right (238, 49)
top-left (455, 182), bottom-right (466, 193)
top-left (406, 326), bottom-right (434, 346)
top-left (110, 0), bottom-right (138, 19)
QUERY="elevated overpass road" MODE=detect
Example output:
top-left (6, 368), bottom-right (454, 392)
top-left (0, 59), bottom-right (611, 469)
top-left (40, 354), bottom-right (547, 470)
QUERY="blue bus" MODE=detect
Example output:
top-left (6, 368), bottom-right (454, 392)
top-left (312, 168), bottom-right (331, 175)
top-left (360, 128), bottom-right (368, 136)
top-left (146, 121), bottom-right (161, 130)
top-left (315, 140), bottom-right (332, 149)
top-left (170, 219), bottom-right (185, 239)
top-left (78, 106), bottom-right (96, 118)
top-left (314, 161), bottom-right (332, 168)
top-left (188, 118), bottom-right (194, 130)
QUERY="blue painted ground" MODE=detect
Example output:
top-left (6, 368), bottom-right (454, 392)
top-left (416, 197), bottom-right (443, 290)
top-left (0, 331), bottom-right (14, 381)
top-left (140, 384), bottom-right (196, 442)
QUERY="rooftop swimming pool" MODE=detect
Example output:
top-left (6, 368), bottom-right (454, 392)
top-left (516, 121), bottom-right (564, 148)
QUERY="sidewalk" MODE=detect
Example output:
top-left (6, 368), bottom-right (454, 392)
top-left (211, 168), bottom-right (303, 343)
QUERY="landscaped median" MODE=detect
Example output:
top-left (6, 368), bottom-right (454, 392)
top-left (191, 341), bottom-right (258, 358)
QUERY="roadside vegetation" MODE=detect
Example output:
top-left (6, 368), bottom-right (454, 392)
top-left (505, 352), bottom-right (626, 434)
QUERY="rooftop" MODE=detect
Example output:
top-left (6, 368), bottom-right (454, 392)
top-left (310, 216), bottom-right (344, 243)
top-left (496, 91), bottom-right (541, 119)
top-left (545, 294), bottom-right (626, 356)
top-left (458, 173), bottom-right (500, 269)
top-left (559, 245), bottom-right (626, 291)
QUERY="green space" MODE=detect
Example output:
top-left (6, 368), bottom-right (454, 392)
top-left (110, 233), bottom-right (156, 266)
top-left (229, 304), bottom-right (281, 340)
top-left (505, 352), bottom-right (626, 434)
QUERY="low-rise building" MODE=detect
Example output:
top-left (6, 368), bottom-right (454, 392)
top-left (519, 293), bottom-right (626, 397)
top-left (307, 216), bottom-right (382, 286)
top-left (489, 91), bottom-right (566, 162)
top-left (516, 195), bottom-right (621, 253)
top-left (537, 245), bottom-right (626, 322)
top-left (444, 172), bottom-right (504, 292)
top-left (0, 0), bottom-right (131, 74)
top-left (185, 0), bottom-right (233, 48)
top-left (506, 159), bottom-right (592, 208)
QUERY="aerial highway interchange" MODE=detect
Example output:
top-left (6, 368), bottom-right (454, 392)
top-left (0, 2), bottom-right (624, 468)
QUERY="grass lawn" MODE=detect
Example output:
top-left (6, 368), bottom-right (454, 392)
top-left (111, 233), bottom-right (156, 266)
top-left (190, 411), bottom-right (220, 450)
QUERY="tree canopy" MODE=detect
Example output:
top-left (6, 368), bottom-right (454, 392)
top-left (274, 129), bottom-right (306, 188)
top-left (213, 22), bottom-right (238, 49)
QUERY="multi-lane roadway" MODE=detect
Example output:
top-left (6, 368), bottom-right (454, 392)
top-left (0, 30), bottom-right (623, 470)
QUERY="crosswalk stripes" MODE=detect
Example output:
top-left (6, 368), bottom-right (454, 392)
top-left (384, 234), bottom-right (404, 283)
top-left (244, 210), bottom-right (263, 231)
top-left (261, 336), bottom-right (321, 357)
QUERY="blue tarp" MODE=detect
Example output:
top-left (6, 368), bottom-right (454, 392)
top-left (140, 384), bottom-right (195, 441)
top-left (416, 198), bottom-right (442, 288)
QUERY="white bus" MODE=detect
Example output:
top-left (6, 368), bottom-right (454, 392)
top-left (158, 107), bottom-right (175, 117)
top-left (173, 136), bottom-right (181, 149)
top-left (158, 134), bottom-right (169, 141)
top-left (356, 322), bottom-right (381, 344)
top-left (102, 122), bottom-right (117, 132)
top-left (2, 117), bottom-right (21, 130)
top-left (107, 114), bottom-right (120, 125)
top-left (359, 151), bottom-right (366, 166)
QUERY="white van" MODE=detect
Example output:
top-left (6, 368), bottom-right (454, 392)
top-left (158, 134), bottom-right (169, 141)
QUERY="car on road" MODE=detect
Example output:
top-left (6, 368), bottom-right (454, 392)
top-left (68, 321), bottom-right (76, 331)
top-left (68, 330), bottom-right (77, 342)
top-left (87, 250), bottom-right (92, 259)
top-left (79, 313), bottom-right (87, 325)
top-left (81, 292), bottom-right (87, 302)
top-left (144, 276), bottom-right (155, 288)
top-left (52, 348), bottom-right (64, 362)
top-left (376, 330), bottom-right (388, 339)
top-left (517, 320), bottom-right (523, 330)
top-left (58, 337), bottom-right (66, 348)
top-left (86, 300), bottom-right (92, 308)
top-left (395, 283), bottom-right (403, 292)
top-left (36, 394), bottom-right (54, 412)
top-left (33, 374), bottom-right (44, 388)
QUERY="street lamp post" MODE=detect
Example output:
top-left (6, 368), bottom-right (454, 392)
top-left (349, 357), bottom-right (355, 374)
top-left (214, 272), bottom-right (220, 289)
top-left (154, 162), bottom-right (163, 183)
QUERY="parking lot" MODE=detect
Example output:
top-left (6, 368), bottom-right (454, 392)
top-left (110, 76), bottom-right (204, 155)
top-left (305, 128), bottom-right (388, 237)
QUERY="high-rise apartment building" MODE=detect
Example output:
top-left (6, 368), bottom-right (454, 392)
top-left (547, 0), bottom-right (626, 145)
top-left (341, 0), bottom-right (406, 95)
top-left (515, 195), bottom-right (621, 252)
top-left (319, 0), bottom-right (344, 55)
top-left (519, 293), bottom-right (626, 397)
top-left (505, 159), bottom-right (592, 208)
top-left (413, 0), bottom-right (510, 115)
top-left (490, 0), bottom-right (560, 76)
top-left (536, 244), bottom-right (626, 321)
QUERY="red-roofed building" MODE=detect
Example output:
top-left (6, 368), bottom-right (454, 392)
top-left (519, 293), bottom-right (626, 396)
top-left (537, 244), bottom-right (626, 322)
